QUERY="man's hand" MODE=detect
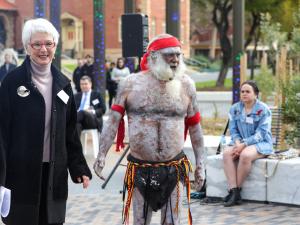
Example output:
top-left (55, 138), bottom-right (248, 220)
top-left (93, 158), bottom-right (106, 180)
top-left (76, 175), bottom-right (90, 189)
top-left (194, 166), bottom-right (204, 192)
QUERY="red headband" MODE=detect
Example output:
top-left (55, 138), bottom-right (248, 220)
top-left (140, 36), bottom-right (181, 71)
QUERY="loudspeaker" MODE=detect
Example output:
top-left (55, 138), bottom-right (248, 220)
top-left (122, 14), bottom-right (149, 57)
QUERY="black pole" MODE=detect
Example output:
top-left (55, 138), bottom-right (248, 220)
top-left (166, 0), bottom-right (180, 39)
top-left (232, 0), bottom-right (245, 103)
top-left (34, 0), bottom-right (46, 18)
top-left (124, 0), bottom-right (135, 13)
top-left (101, 145), bottom-right (130, 189)
top-left (93, 0), bottom-right (106, 97)
top-left (50, 0), bottom-right (61, 70)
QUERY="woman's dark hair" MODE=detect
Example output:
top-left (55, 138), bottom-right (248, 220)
top-left (116, 57), bottom-right (125, 69)
top-left (241, 80), bottom-right (259, 96)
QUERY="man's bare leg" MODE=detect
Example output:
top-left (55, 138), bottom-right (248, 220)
top-left (160, 183), bottom-right (183, 225)
top-left (133, 188), bottom-right (153, 225)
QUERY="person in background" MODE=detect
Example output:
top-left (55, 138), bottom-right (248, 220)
top-left (93, 34), bottom-right (205, 225)
top-left (0, 49), bottom-right (17, 84)
top-left (0, 18), bottom-right (92, 225)
top-left (111, 57), bottom-right (130, 87)
top-left (72, 58), bottom-right (85, 93)
top-left (222, 80), bottom-right (273, 207)
top-left (75, 75), bottom-right (106, 137)
top-left (82, 54), bottom-right (94, 88)
top-left (106, 61), bottom-right (117, 108)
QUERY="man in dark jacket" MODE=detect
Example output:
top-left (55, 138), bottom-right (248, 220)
top-left (0, 52), bottom-right (17, 84)
top-left (72, 58), bottom-right (84, 93)
top-left (81, 54), bottom-right (94, 88)
top-left (75, 75), bottom-right (106, 136)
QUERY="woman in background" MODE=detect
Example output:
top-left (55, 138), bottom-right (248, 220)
top-left (222, 80), bottom-right (273, 207)
top-left (111, 57), bottom-right (130, 86)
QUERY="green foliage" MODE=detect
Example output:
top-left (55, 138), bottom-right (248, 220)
top-left (254, 68), bottom-right (275, 101)
top-left (282, 76), bottom-right (300, 144)
top-left (246, 0), bottom-right (281, 13)
top-left (272, 0), bottom-right (299, 33)
top-left (195, 77), bottom-right (232, 90)
top-left (191, 55), bottom-right (221, 71)
top-left (209, 59), bottom-right (222, 71)
top-left (63, 63), bottom-right (76, 72)
top-left (290, 7), bottom-right (300, 58)
top-left (260, 13), bottom-right (287, 50)
top-left (193, 55), bottom-right (210, 66)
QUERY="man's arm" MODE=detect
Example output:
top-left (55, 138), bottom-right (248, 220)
top-left (93, 92), bottom-right (106, 117)
top-left (185, 77), bottom-right (205, 191)
top-left (93, 78), bottom-right (130, 178)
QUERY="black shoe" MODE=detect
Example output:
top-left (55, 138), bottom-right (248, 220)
top-left (223, 189), bottom-right (233, 202)
top-left (224, 187), bottom-right (242, 207)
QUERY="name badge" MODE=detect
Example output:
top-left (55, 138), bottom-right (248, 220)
top-left (246, 117), bottom-right (254, 124)
top-left (57, 90), bottom-right (69, 104)
top-left (92, 99), bottom-right (100, 105)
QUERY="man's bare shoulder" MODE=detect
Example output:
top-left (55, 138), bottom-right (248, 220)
top-left (178, 74), bottom-right (196, 94)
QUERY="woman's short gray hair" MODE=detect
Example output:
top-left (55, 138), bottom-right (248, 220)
top-left (22, 18), bottom-right (59, 53)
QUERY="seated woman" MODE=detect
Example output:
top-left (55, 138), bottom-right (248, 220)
top-left (223, 80), bottom-right (273, 207)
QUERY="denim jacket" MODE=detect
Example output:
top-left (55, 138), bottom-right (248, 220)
top-left (228, 100), bottom-right (273, 155)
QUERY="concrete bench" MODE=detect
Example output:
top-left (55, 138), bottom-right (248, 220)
top-left (206, 154), bottom-right (300, 205)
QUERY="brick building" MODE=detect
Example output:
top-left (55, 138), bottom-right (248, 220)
top-left (0, 0), bottom-right (190, 60)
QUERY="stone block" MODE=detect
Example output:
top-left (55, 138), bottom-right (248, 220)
top-left (266, 158), bottom-right (300, 205)
top-left (206, 155), bottom-right (267, 201)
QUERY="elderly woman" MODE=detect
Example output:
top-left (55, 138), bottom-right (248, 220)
top-left (223, 80), bottom-right (273, 207)
top-left (0, 18), bottom-right (92, 225)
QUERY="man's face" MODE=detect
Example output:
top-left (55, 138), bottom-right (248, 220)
top-left (86, 56), bottom-right (93, 64)
top-left (4, 54), bottom-right (12, 64)
top-left (80, 79), bottom-right (92, 92)
top-left (162, 52), bottom-right (181, 70)
top-left (78, 59), bottom-right (84, 67)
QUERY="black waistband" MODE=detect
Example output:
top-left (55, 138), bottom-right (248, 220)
top-left (127, 151), bottom-right (186, 165)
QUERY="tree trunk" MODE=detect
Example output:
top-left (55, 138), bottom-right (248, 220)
top-left (216, 32), bottom-right (231, 87)
top-left (216, 60), bottom-right (230, 86)
top-left (250, 30), bottom-right (260, 79)
top-left (212, 0), bottom-right (232, 87)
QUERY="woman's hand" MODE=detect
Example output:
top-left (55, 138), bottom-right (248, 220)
top-left (232, 142), bottom-right (245, 159)
top-left (77, 175), bottom-right (90, 189)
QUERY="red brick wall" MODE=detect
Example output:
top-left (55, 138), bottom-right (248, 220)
top-left (12, 0), bottom-right (190, 56)
top-left (14, 0), bottom-right (34, 50)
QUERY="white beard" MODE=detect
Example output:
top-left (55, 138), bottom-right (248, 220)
top-left (148, 53), bottom-right (186, 82)
top-left (165, 79), bottom-right (182, 100)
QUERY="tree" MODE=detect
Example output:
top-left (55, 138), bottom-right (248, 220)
top-left (191, 0), bottom-right (289, 86)
top-left (245, 0), bottom-right (281, 79)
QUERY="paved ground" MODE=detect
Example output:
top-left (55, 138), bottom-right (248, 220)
top-left (65, 143), bottom-right (300, 225)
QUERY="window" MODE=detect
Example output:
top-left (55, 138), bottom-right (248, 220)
top-left (68, 32), bottom-right (74, 40)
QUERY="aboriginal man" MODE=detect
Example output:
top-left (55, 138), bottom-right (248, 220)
top-left (93, 34), bottom-right (205, 225)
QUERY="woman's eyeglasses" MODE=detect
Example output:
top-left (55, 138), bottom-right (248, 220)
top-left (241, 90), bottom-right (251, 94)
top-left (30, 41), bottom-right (56, 50)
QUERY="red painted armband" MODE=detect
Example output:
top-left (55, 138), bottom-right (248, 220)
top-left (184, 112), bottom-right (201, 140)
top-left (111, 104), bottom-right (125, 151)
